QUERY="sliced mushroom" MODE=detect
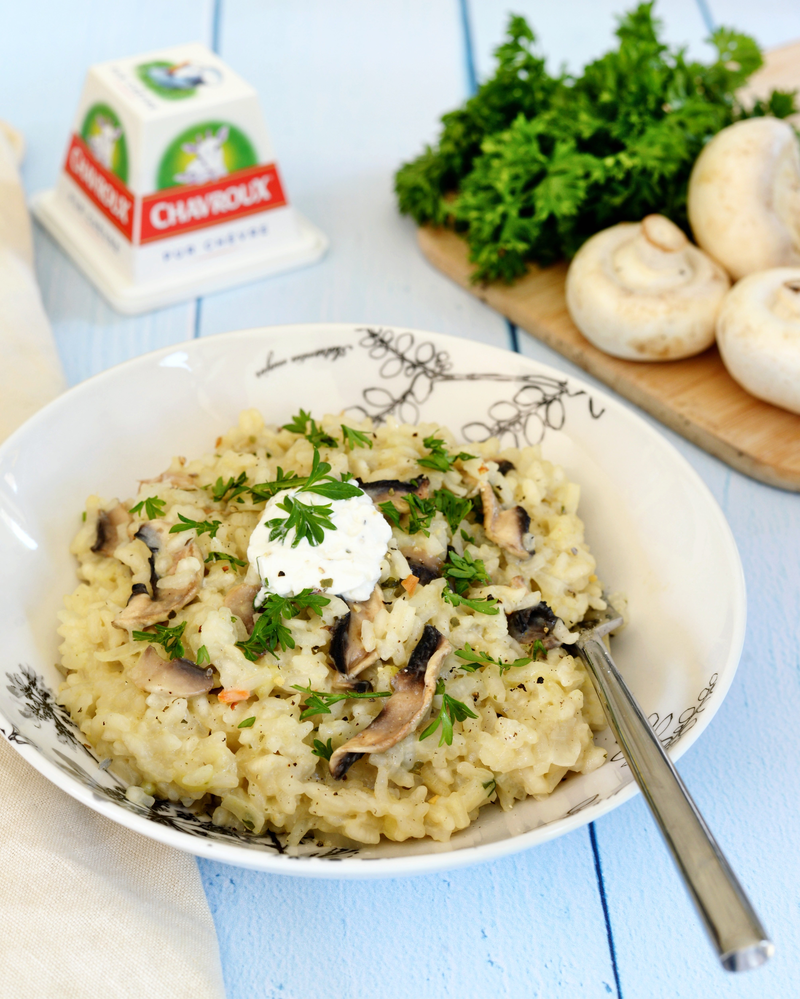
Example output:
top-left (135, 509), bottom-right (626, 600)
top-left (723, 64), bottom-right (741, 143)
top-left (357, 476), bottom-right (430, 513)
top-left (329, 585), bottom-right (384, 684)
top-left (716, 267), bottom-right (800, 415)
top-left (329, 624), bottom-right (451, 779)
top-left (495, 459), bottom-right (515, 476)
top-left (224, 583), bottom-right (260, 634)
top-left (399, 546), bottom-right (443, 585)
top-left (688, 117), bottom-right (800, 281)
top-left (91, 503), bottom-right (132, 557)
top-left (128, 645), bottom-right (214, 697)
top-left (565, 214), bottom-right (730, 360)
top-left (479, 483), bottom-right (534, 559)
top-left (507, 601), bottom-right (562, 649)
top-left (114, 521), bottom-right (203, 631)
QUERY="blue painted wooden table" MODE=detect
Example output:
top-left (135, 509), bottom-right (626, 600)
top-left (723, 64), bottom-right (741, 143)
top-left (4, 2), bottom-right (799, 996)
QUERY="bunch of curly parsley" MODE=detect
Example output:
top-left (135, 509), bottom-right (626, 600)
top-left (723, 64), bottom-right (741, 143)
top-left (395, 3), bottom-right (796, 283)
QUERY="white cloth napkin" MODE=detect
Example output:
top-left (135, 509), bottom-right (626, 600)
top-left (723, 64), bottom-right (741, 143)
top-left (0, 124), bottom-right (227, 999)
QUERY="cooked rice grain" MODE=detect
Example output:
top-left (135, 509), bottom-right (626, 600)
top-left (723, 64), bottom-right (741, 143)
top-left (58, 411), bottom-right (609, 845)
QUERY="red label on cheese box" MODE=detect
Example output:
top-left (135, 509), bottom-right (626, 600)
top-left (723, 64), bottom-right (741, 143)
top-left (64, 134), bottom-right (135, 240)
top-left (139, 163), bottom-right (288, 243)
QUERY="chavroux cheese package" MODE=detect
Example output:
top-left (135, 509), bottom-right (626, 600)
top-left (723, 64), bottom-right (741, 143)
top-left (34, 43), bottom-right (327, 313)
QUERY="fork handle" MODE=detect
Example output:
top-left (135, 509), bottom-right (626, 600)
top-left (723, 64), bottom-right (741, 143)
top-left (578, 636), bottom-right (773, 972)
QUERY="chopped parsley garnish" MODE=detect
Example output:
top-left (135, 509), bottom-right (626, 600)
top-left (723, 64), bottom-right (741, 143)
top-left (132, 621), bottom-right (187, 659)
top-left (378, 500), bottom-right (403, 529)
top-left (340, 424), bottom-right (373, 449)
top-left (257, 449), bottom-right (362, 547)
top-left (441, 550), bottom-right (499, 615)
top-left (129, 496), bottom-right (166, 520)
top-left (169, 513), bottom-right (222, 539)
top-left (455, 642), bottom-right (532, 674)
top-left (311, 737), bottom-right (335, 761)
top-left (419, 679), bottom-right (478, 745)
top-left (204, 551), bottom-right (247, 567)
top-left (406, 494), bottom-right (436, 536)
top-left (395, 7), bottom-right (794, 283)
top-left (266, 494), bottom-right (336, 547)
top-left (442, 590), bottom-right (500, 615)
top-left (435, 489), bottom-right (473, 534)
top-left (531, 639), bottom-right (546, 660)
top-left (249, 468), bottom-right (305, 503)
top-left (443, 549), bottom-right (490, 592)
top-left (196, 644), bottom-right (211, 665)
top-left (483, 779), bottom-right (497, 796)
top-left (418, 435), bottom-right (475, 472)
top-left (236, 589), bottom-right (330, 661)
top-left (237, 716), bottom-right (256, 729)
top-left (211, 472), bottom-right (249, 503)
top-left (283, 409), bottom-right (339, 448)
top-left (291, 684), bottom-right (392, 721)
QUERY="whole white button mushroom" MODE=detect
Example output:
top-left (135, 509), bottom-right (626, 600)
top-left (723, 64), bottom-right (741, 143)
top-left (716, 267), bottom-right (800, 415)
top-left (565, 214), bottom-right (730, 360)
top-left (688, 117), bottom-right (800, 281)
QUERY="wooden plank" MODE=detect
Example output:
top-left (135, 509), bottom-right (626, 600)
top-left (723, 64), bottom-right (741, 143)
top-left (416, 41), bottom-right (800, 493)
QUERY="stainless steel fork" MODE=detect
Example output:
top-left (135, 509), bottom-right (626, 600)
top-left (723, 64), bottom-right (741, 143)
top-left (572, 602), bottom-right (773, 972)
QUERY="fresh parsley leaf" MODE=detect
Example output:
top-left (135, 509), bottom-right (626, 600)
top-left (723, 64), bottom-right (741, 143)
top-left (249, 468), bottom-right (305, 503)
top-left (532, 639), bottom-right (546, 660)
top-left (204, 551), bottom-right (247, 567)
top-left (483, 778), bottom-right (497, 796)
top-left (211, 472), bottom-right (249, 503)
top-left (419, 679), bottom-right (478, 745)
top-left (440, 550), bottom-right (499, 614)
top-left (442, 590), bottom-right (500, 615)
top-left (311, 737), bottom-right (335, 761)
top-left (460, 529), bottom-right (475, 544)
top-left (283, 409), bottom-right (313, 435)
top-left (406, 494), bottom-right (436, 536)
top-left (291, 683), bottom-right (392, 721)
top-left (237, 716), bottom-right (256, 729)
top-left (395, 6), bottom-right (793, 283)
top-left (418, 435), bottom-right (475, 472)
top-left (378, 500), bottom-right (403, 529)
top-left (236, 590), bottom-right (330, 662)
top-left (132, 621), bottom-right (187, 659)
top-left (443, 550), bottom-right (490, 595)
top-left (301, 448), bottom-right (362, 499)
top-left (267, 494), bottom-right (335, 547)
top-left (341, 424), bottom-right (373, 449)
top-left (169, 513), bottom-right (222, 538)
top-left (435, 489), bottom-right (473, 534)
top-left (282, 409), bottom-right (338, 448)
top-left (129, 496), bottom-right (166, 520)
top-left (455, 642), bottom-right (532, 674)
top-left (196, 645), bottom-right (211, 665)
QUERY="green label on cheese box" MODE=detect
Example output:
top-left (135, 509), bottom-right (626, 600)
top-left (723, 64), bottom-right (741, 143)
top-left (136, 60), bottom-right (222, 100)
top-left (80, 103), bottom-right (128, 182)
top-left (156, 121), bottom-right (258, 190)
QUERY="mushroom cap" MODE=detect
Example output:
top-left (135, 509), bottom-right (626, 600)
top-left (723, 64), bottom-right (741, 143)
top-left (687, 117), bottom-right (800, 281)
top-left (565, 215), bottom-right (730, 361)
top-left (716, 267), bottom-right (800, 415)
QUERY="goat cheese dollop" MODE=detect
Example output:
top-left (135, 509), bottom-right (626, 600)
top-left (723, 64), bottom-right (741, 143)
top-left (247, 488), bottom-right (392, 602)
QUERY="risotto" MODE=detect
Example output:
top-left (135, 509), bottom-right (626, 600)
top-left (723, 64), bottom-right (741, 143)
top-left (57, 409), bottom-right (611, 845)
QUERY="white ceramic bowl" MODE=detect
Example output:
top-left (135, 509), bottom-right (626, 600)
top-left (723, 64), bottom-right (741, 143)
top-left (0, 324), bottom-right (745, 877)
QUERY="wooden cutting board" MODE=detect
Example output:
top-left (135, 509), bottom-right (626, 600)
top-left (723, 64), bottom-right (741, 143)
top-left (417, 42), bottom-right (800, 493)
